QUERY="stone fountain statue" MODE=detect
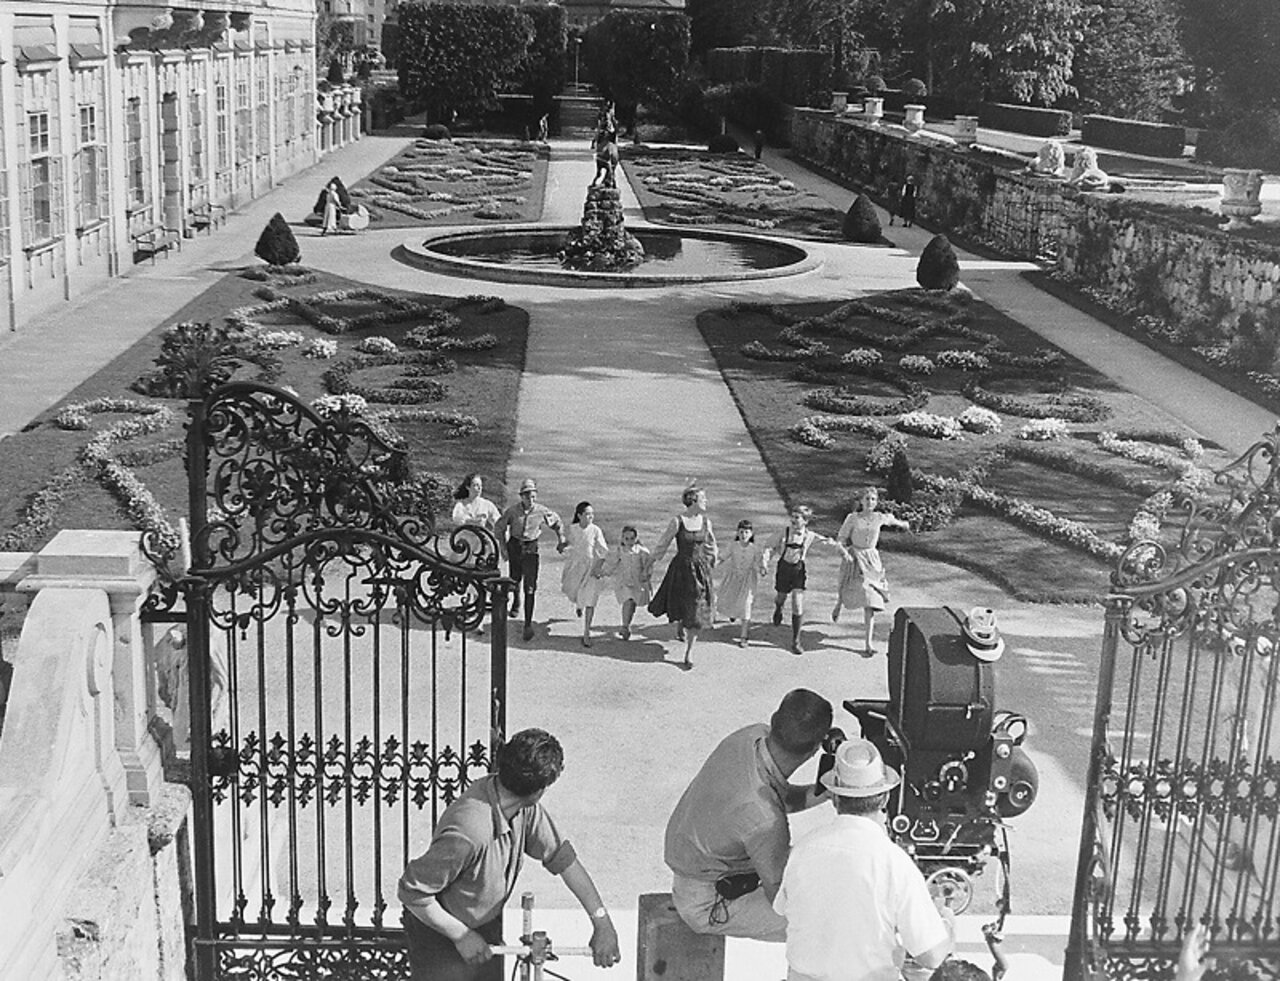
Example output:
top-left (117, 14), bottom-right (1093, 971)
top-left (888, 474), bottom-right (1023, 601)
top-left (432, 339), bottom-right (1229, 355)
top-left (559, 183), bottom-right (645, 272)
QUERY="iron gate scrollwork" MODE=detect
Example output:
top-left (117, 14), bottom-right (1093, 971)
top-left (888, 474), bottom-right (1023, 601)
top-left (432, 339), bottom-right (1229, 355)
top-left (1067, 427), bottom-right (1280, 981)
top-left (149, 382), bottom-right (511, 981)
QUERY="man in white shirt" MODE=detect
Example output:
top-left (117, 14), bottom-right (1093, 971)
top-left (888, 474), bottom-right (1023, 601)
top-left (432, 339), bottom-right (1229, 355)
top-left (774, 738), bottom-right (953, 981)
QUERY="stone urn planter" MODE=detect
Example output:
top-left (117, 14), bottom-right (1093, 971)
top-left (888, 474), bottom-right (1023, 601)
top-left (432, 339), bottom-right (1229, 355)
top-left (864, 98), bottom-right (884, 121)
top-left (832, 91), bottom-right (848, 113)
top-left (1221, 169), bottom-right (1264, 228)
top-left (954, 115), bottom-right (978, 147)
top-left (903, 105), bottom-right (926, 131)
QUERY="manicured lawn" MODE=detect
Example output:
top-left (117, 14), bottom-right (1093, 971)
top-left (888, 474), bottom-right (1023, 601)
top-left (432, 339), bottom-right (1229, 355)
top-left (348, 137), bottom-right (549, 228)
top-left (0, 268), bottom-right (529, 555)
top-left (697, 291), bottom-right (1233, 603)
top-left (621, 146), bottom-right (847, 240)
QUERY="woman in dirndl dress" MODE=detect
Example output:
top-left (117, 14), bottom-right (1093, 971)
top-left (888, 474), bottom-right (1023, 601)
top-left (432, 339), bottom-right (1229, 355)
top-left (648, 486), bottom-right (717, 670)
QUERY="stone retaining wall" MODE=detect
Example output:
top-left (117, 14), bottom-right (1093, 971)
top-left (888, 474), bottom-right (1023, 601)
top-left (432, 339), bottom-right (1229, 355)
top-left (791, 108), bottom-right (1280, 343)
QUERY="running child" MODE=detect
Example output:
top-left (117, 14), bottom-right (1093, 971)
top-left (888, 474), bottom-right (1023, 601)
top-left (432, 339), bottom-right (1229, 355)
top-left (603, 524), bottom-right (653, 641)
top-left (832, 487), bottom-right (909, 655)
top-left (769, 506), bottom-right (846, 655)
top-left (716, 519), bottom-right (768, 647)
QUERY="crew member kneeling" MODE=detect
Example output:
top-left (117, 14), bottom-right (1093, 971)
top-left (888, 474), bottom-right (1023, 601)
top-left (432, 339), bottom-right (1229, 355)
top-left (664, 689), bottom-right (834, 941)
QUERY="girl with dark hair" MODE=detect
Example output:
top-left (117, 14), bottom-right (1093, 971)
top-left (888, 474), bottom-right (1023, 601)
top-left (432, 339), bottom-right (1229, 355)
top-left (451, 473), bottom-right (500, 532)
top-left (561, 502), bottom-right (609, 647)
top-left (716, 520), bottom-right (767, 648)
top-left (648, 485), bottom-right (717, 670)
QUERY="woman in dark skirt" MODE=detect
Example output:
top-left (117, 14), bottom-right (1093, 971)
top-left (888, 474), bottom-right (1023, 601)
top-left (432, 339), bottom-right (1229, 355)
top-left (648, 486), bottom-right (717, 670)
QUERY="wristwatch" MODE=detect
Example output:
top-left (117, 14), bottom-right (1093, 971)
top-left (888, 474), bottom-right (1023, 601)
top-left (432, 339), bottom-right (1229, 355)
top-left (590, 906), bottom-right (609, 921)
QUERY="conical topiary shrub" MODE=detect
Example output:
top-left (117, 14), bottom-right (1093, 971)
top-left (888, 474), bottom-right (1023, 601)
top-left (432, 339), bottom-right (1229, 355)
top-left (842, 193), bottom-right (882, 243)
top-left (917, 233), bottom-right (960, 290)
top-left (255, 213), bottom-right (301, 267)
top-left (886, 446), bottom-right (914, 504)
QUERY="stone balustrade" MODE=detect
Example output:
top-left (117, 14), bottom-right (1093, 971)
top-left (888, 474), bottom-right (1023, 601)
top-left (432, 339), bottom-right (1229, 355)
top-left (0, 531), bottom-right (187, 980)
top-left (790, 108), bottom-right (1280, 348)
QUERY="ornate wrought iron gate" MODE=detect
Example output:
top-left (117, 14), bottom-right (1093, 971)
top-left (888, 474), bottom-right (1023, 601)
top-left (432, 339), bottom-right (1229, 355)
top-left (151, 383), bottom-right (510, 980)
top-left (1066, 429), bottom-right (1280, 981)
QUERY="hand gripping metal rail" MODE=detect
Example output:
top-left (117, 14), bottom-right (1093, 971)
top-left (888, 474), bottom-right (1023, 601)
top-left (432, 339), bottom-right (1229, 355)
top-left (490, 893), bottom-right (595, 981)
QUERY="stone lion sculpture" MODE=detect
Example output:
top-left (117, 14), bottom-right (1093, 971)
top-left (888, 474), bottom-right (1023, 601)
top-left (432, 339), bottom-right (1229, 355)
top-left (1029, 139), bottom-right (1066, 178)
top-left (1067, 146), bottom-right (1111, 191)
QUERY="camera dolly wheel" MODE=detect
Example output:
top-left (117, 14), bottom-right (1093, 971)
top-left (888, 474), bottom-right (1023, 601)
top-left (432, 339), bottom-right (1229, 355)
top-left (925, 866), bottom-right (975, 914)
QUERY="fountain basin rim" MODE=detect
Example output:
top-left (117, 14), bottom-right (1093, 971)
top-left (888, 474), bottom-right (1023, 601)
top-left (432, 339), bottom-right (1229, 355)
top-left (398, 222), bottom-right (821, 288)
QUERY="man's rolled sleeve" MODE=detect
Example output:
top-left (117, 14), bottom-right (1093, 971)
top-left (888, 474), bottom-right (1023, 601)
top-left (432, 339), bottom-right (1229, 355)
top-left (398, 831), bottom-right (474, 910)
top-left (524, 804), bottom-right (577, 874)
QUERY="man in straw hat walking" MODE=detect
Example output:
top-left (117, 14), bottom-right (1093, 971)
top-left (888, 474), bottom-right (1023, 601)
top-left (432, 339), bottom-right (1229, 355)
top-left (774, 738), bottom-right (954, 981)
top-left (494, 478), bottom-right (568, 641)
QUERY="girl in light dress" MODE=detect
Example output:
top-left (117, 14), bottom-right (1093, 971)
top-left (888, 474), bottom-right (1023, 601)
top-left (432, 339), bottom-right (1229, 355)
top-left (450, 473), bottom-right (502, 632)
top-left (602, 525), bottom-right (653, 641)
top-left (561, 501), bottom-right (610, 647)
top-left (769, 505), bottom-right (846, 655)
top-left (832, 487), bottom-right (910, 654)
top-left (716, 520), bottom-right (768, 648)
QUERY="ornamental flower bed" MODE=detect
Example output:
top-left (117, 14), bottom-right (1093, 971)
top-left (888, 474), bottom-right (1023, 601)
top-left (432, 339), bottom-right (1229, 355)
top-left (347, 138), bottom-right (549, 229)
top-left (0, 269), bottom-right (529, 555)
top-left (620, 146), bottom-right (846, 241)
top-left (696, 288), bottom-right (1234, 602)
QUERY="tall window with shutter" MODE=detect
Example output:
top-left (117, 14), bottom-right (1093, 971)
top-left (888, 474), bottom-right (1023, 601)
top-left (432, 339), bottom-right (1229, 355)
top-left (190, 90), bottom-right (206, 184)
top-left (15, 42), bottom-right (63, 248)
top-left (235, 62), bottom-right (252, 164)
top-left (215, 70), bottom-right (230, 173)
top-left (75, 105), bottom-right (108, 227)
top-left (256, 65), bottom-right (270, 159)
top-left (125, 97), bottom-right (147, 207)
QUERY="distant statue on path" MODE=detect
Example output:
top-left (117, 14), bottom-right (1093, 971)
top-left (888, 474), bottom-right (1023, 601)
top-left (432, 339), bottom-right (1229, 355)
top-left (591, 131), bottom-right (619, 188)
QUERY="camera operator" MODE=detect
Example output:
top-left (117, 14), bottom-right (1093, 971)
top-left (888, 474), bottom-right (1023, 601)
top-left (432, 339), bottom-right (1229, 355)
top-left (663, 689), bottom-right (834, 941)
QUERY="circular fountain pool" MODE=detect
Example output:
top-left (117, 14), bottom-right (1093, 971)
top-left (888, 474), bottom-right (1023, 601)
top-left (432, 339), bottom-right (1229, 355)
top-left (400, 225), bottom-right (820, 287)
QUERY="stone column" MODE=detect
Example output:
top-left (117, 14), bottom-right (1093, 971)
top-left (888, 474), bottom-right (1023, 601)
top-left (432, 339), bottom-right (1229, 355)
top-left (18, 530), bottom-right (162, 806)
top-left (903, 104), bottom-right (926, 131)
top-left (864, 97), bottom-right (884, 121)
top-left (832, 91), bottom-right (848, 114)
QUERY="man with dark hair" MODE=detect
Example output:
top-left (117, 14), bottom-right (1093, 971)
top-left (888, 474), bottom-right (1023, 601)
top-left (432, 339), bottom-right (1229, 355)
top-left (775, 738), bottom-right (952, 981)
top-left (664, 689), bottom-right (835, 940)
top-left (399, 729), bottom-right (621, 981)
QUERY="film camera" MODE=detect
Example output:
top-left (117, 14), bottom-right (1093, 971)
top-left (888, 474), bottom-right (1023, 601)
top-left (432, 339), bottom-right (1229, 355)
top-left (821, 607), bottom-right (1039, 914)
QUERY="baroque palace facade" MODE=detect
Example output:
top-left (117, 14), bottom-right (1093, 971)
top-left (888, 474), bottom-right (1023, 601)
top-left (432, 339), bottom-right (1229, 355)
top-left (0, 1), bottom-right (357, 333)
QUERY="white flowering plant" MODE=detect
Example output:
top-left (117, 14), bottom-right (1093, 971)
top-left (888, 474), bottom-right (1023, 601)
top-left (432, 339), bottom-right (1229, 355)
top-left (302, 338), bottom-right (338, 359)
top-left (312, 393), bottom-right (369, 418)
top-left (959, 406), bottom-right (1002, 434)
top-left (898, 355), bottom-right (935, 375)
top-left (356, 336), bottom-right (399, 355)
top-left (897, 410), bottom-right (964, 440)
top-left (936, 350), bottom-right (991, 371)
top-left (1016, 418), bottom-right (1070, 441)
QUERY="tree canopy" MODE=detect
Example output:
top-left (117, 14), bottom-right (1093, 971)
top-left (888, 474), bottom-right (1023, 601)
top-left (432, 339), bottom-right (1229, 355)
top-left (587, 12), bottom-right (691, 110)
top-left (396, 3), bottom-right (534, 119)
top-left (1071, 0), bottom-right (1184, 121)
top-left (1179, 0), bottom-right (1280, 118)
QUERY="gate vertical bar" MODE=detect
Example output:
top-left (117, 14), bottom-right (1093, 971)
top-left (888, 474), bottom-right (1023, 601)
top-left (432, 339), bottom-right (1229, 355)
top-left (490, 579), bottom-right (511, 766)
top-left (186, 396), bottom-right (217, 981)
top-left (1066, 594), bottom-right (1129, 981)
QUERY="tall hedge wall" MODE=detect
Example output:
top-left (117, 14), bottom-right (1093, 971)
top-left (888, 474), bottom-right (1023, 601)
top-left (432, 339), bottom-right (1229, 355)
top-left (707, 46), bottom-right (830, 108)
top-left (397, 3), bottom-right (533, 119)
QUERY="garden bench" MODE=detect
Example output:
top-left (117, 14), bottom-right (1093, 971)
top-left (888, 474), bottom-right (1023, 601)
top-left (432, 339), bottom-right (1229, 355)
top-left (132, 224), bottom-right (182, 263)
top-left (188, 202), bottom-right (227, 235)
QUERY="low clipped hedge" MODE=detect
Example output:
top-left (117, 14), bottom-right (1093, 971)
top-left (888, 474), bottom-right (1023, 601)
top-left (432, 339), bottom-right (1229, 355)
top-left (979, 102), bottom-right (1071, 137)
top-left (1082, 115), bottom-right (1186, 158)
